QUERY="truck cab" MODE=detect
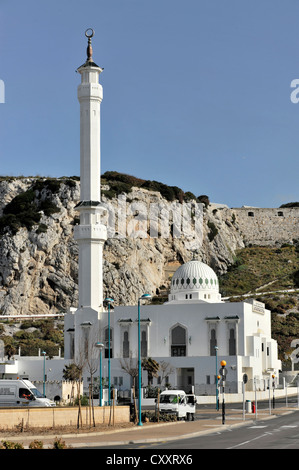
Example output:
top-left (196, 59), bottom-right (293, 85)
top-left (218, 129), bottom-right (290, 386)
top-left (157, 390), bottom-right (196, 421)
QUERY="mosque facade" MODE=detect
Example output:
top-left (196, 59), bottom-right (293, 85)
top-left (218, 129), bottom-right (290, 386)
top-left (64, 259), bottom-right (281, 395)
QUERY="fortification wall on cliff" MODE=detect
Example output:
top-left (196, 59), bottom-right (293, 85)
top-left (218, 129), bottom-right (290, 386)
top-left (223, 207), bottom-right (299, 246)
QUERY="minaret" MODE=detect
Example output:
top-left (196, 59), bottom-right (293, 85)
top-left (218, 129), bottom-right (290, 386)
top-left (74, 29), bottom-right (107, 317)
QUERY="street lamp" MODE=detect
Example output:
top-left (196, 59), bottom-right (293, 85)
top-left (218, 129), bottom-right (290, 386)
top-left (95, 342), bottom-right (104, 406)
top-left (272, 374), bottom-right (275, 409)
top-left (104, 297), bottom-right (114, 406)
top-left (42, 351), bottom-right (46, 397)
top-left (137, 293), bottom-right (152, 426)
top-left (215, 346), bottom-right (219, 411)
top-left (220, 360), bottom-right (227, 425)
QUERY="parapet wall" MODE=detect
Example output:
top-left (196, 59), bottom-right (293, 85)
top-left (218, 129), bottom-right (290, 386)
top-left (0, 405), bottom-right (130, 430)
top-left (224, 207), bottom-right (299, 246)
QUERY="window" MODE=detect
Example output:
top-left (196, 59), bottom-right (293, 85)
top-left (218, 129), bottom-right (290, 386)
top-left (171, 325), bottom-right (186, 356)
top-left (141, 330), bottom-right (147, 357)
top-left (229, 328), bottom-right (236, 355)
top-left (206, 375), bottom-right (210, 385)
top-left (105, 327), bottom-right (113, 358)
top-left (248, 211), bottom-right (254, 217)
top-left (210, 328), bottom-right (217, 356)
top-left (123, 331), bottom-right (129, 358)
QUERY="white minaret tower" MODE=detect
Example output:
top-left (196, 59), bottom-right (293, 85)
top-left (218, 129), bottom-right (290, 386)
top-left (72, 30), bottom-right (107, 359)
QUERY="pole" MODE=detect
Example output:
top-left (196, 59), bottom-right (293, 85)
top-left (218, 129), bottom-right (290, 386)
top-left (108, 302), bottom-right (111, 406)
top-left (99, 349), bottom-right (102, 407)
top-left (42, 351), bottom-right (46, 397)
top-left (242, 381), bottom-right (245, 420)
top-left (254, 377), bottom-right (257, 420)
top-left (138, 298), bottom-right (142, 426)
top-left (222, 383), bottom-right (225, 424)
top-left (220, 360), bottom-right (226, 425)
top-left (215, 346), bottom-right (219, 411)
top-left (269, 378), bottom-right (271, 415)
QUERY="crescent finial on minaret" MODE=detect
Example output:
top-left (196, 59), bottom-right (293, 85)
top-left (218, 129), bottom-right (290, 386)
top-left (85, 28), bottom-right (94, 62)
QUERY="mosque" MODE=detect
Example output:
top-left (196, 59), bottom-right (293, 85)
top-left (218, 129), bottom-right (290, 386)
top-left (62, 30), bottom-right (281, 398)
top-left (0, 31), bottom-right (281, 402)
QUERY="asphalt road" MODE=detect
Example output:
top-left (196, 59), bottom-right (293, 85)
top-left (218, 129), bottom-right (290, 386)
top-left (94, 411), bottom-right (299, 450)
top-left (147, 411), bottom-right (299, 449)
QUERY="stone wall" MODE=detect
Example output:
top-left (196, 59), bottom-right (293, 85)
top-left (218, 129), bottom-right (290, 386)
top-left (226, 207), bottom-right (299, 246)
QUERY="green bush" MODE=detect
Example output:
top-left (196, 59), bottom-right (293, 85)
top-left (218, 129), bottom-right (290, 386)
top-left (52, 437), bottom-right (68, 449)
top-left (1, 440), bottom-right (24, 449)
top-left (29, 440), bottom-right (44, 449)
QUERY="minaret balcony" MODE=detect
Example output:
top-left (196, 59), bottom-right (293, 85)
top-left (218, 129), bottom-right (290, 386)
top-left (74, 223), bottom-right (107, 242)
top-left (78, 83), bottom-right (103, 101)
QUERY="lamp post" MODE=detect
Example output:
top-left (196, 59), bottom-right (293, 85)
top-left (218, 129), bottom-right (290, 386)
top-left (215, 346), bottom-right (219, 410)
top-left (42, 351), bottom-right (46, 397)
top-left (272, 374), bottom-right (275, 409)
top-left (95, 342), bottom-right (104, 406)
top-left (220, 360), bottom-right (227, 425)
top-left (137, 293), bottom-right (152, 426)
top-left (104, 297), bottom-right (114, 406)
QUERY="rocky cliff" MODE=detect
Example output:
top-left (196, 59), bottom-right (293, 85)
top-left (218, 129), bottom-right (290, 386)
top-left (0, 176), bottom-right (297, 316)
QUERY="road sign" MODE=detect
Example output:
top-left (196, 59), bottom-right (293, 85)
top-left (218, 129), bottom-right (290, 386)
top-left (219, 367), bottom-right (227, 377)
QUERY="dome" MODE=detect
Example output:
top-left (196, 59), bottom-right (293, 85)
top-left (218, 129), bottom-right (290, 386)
top-left (168, 260), bottom-right (221, 303)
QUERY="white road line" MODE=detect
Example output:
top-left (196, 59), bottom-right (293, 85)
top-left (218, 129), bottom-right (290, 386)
top-left (248, 426), bottom-right (267, 429)
top-left (227, 433), bottom-right (270, 449)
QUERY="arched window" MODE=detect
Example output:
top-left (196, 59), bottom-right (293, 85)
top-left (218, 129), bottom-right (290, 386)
top-left (141, 330), bottom-right (147, 357)
top-left (210, 328), bottom-right (217, 356)
top-left (104, 327), bottom-right (113, 358)
top-left (171, 325), bottom-right (186, 357)
top-left (123, 331), bottom-right (129, 358)
top-left (229, 328), bottom-right (236, 355)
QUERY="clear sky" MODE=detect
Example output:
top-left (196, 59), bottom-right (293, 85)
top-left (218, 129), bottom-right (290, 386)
top-left (0, 0), bottom-right (299, 208)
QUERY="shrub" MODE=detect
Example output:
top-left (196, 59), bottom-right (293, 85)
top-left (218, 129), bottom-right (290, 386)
top-left (29, 440), bottom-right (44, 449)
top-left (207, 221), bottom-right (218, 242)
top-left (1, 440), bottom-right (24, 449)
top-left (52, 437), bottom-right (68, 449)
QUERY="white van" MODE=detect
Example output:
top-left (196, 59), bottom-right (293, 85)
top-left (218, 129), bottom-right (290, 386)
top-left (157, 390), bottom-right (196, 421)
top-left (0, 379), bottom-right (56, 407)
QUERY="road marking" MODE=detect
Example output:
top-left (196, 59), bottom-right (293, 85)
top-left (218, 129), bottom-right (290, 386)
top-left (227, 433), bottom-right (269, 449)
top-left (248, 426), bottom-right (267, 429)
top-left (281, 425), bottom-right (297, 428)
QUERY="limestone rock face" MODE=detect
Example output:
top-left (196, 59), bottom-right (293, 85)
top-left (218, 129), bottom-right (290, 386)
top-left (0, 177), bottom-right (296, 315)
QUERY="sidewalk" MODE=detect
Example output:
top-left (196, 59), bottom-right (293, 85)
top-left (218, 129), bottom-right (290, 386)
top-left (0, 406), bottom-right (297, 449)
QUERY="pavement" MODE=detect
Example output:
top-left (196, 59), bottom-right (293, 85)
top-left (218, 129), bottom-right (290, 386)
top-left (0, 405), bottom-right (298, 449)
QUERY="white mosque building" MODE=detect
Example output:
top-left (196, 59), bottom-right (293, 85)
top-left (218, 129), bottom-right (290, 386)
top-left (64, 258), bottom-right (281, 396)
top-left (0, 30), bottom-right (282, 402)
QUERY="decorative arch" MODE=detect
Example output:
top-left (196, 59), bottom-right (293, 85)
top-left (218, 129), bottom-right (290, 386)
top-left (170, 323), bottom-right (187, 357)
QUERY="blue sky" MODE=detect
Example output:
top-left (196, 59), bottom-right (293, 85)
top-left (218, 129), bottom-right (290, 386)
top-left (0, 0), bottom-right (299, 208)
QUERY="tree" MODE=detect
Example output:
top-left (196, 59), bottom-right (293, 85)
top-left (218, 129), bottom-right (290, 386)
top-left (159, 361), bottom-right (175, 388)
top-left (63, 357), bottom-right (85, 428)
top-left (142, 357), bottom-right (160, 386)
top-left (119, 356), bottom-right (138, 423)
top-left (85, 328), bottom-right (100, 427)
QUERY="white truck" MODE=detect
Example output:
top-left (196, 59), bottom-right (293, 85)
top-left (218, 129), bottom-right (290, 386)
top-left (156, 390), bottom-right (197, 421)
top-left (0, 379), bottom-right (56, 407)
